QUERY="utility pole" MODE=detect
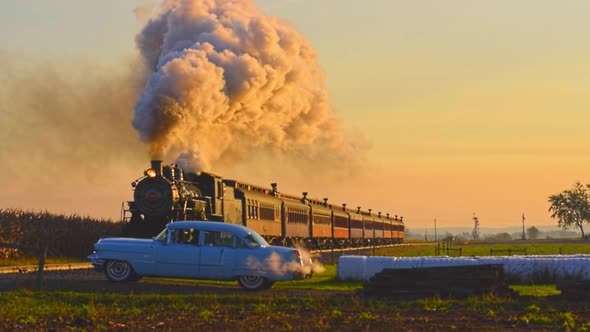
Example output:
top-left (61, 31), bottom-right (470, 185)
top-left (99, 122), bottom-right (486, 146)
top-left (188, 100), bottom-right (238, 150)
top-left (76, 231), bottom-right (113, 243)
top-left (434, 218), bottom-right (437, 242)
top-left (521, 213), bottom-right (526, 240)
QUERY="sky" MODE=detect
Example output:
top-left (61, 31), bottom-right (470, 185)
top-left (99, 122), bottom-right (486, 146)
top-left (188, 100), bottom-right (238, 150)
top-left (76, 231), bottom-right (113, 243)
top-left (1, 0), bottom-right (589, 232)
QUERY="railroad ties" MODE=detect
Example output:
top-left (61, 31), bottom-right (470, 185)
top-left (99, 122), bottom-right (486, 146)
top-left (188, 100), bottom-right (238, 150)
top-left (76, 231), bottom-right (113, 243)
top-left (363, 264), bottom-right (517, 299)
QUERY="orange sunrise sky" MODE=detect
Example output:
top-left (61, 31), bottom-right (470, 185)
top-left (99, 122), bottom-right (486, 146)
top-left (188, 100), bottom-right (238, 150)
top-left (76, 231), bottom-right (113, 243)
top-left (1, 1), bottom-right (589, 232)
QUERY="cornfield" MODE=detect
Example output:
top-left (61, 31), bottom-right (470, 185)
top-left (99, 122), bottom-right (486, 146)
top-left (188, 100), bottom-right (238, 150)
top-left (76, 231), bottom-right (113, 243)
top-left (0, 208), bottom-right (122, 260)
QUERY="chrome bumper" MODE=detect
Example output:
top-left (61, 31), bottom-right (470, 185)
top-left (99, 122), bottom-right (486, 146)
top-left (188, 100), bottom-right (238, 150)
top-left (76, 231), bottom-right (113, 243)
top-left (87, 252), bottom-right (105, 272)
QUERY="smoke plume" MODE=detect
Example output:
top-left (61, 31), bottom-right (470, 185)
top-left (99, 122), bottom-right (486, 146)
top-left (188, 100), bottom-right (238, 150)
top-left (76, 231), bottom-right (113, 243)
top-left (133, 0), bottom-right (366, 171)
top-left (0, 54), bottom-right (148, 219)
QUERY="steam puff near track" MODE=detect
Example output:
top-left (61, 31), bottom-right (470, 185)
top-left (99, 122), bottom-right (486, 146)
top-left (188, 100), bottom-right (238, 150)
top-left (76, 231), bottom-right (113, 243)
top-left (246, 251), bottom-right (324, 277)
top-left (133, 0), bottom-right (365, 171)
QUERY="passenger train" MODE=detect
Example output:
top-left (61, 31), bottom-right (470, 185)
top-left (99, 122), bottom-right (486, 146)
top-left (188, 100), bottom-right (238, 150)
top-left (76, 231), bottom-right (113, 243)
top-left (122, 160), bottom-right (404, 248)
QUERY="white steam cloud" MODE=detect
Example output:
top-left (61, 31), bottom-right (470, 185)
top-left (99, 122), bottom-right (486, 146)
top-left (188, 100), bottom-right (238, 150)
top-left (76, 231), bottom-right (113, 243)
top-left (133, 0), bottom-right (366, 171)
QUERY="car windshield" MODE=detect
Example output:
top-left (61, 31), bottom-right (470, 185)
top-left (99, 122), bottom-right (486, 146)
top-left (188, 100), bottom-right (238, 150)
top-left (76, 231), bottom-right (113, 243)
top-left (243, 232), bottom-right (269, 248)
top-left (154, 228), bottom-right (167, 242)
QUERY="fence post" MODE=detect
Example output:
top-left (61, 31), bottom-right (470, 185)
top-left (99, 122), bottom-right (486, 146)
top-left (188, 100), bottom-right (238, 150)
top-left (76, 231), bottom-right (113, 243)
top-left (330, 246), bottom-right (334, 265)
top-left (35, 246), bottom-right (47, 291)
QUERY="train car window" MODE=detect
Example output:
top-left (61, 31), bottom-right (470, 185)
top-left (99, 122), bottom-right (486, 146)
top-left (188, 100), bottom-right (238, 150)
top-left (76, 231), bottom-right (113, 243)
top-left (334, 216), bottom-right (348, 228)
top-left (350, 218), bottom-right (363, 229)
top-left (314, 214), bottom-right (331, 225)
top-left (286, 207), bottom-right (310, 224)
top-left (260, 203), bottom-right (275, 221)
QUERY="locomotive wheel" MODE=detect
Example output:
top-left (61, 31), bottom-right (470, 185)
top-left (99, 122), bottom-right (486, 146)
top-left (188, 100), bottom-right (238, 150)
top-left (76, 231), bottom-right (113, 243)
top-left (237, 275), bottom-right (272, 291)
top-left (104, 260), bottom-right (138, 283)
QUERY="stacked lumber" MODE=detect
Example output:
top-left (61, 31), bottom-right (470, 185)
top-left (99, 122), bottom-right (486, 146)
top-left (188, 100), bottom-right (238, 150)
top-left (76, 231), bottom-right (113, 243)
top-left (363, 264), bottom-right (516, 299)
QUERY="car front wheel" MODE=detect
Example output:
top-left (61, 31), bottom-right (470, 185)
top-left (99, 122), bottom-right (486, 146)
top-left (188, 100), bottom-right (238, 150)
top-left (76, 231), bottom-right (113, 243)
top-left (104, 260), bottom-right (137, 283)
top-left (238, 275), bottom-right (272, 291)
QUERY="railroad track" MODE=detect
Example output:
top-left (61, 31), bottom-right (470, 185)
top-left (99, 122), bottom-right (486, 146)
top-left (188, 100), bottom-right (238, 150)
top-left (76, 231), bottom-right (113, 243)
top-left (0, 243), bottom-right (432, 275)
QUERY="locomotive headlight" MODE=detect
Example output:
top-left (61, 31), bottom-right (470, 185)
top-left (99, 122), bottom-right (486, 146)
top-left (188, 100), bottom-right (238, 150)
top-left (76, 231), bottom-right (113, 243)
top-left (145, 168), bottom-right (157, 178)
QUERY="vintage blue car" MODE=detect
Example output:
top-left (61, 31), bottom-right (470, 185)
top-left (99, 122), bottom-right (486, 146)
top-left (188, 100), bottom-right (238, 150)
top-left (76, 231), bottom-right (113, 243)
top-left (88, 221), bottom-right (312, 290)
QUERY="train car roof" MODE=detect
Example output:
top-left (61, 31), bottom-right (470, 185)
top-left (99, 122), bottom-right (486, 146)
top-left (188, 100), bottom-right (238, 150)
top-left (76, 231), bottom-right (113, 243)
top-left (186, 169), bottom-right (400, 222)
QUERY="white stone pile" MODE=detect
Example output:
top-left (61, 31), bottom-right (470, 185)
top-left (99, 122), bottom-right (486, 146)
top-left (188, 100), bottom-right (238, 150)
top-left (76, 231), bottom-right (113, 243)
top-left (337, 255), bottom-right (590, 282)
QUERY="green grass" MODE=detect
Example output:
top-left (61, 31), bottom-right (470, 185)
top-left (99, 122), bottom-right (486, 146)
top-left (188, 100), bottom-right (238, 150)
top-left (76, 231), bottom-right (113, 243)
top-left (509, 284), bottom-right (561, 297)
top-left (376, 239), bottom-right (590, 257)
top-left (0, 285), bottom-right (587, 331)
top-left (275, 264), bottom-right (362, 291)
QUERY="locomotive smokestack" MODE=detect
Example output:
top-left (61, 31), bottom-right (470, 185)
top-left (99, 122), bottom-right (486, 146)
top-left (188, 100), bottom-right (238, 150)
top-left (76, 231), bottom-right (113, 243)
top-left (151, 160), bottom-right (163, 175)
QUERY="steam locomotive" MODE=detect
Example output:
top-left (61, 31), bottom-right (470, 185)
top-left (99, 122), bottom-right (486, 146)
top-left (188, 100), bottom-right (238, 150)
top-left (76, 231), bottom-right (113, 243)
top-left (122, 160), bottom-right (405, 248)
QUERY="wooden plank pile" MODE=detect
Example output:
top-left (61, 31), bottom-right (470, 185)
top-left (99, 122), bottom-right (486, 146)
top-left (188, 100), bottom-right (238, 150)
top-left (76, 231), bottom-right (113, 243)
top-left (363, 264), bottom-right (516, 299)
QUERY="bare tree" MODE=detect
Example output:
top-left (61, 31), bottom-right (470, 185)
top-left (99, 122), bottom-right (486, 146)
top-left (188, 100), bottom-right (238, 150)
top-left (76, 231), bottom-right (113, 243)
top-left (548, 182), bottom-right (590, 239)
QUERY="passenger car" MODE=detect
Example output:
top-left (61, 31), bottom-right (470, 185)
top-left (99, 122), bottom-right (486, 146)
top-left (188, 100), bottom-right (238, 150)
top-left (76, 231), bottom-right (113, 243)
top-left (88, 221), bottom-right (312, 290)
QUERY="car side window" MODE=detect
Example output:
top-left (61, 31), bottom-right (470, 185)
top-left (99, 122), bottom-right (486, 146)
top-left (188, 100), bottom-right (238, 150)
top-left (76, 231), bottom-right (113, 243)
top-left (170, 228), bottom-right (200, 245)
top-left (204, 231), bottom-right (235, 248)
top-left (243, 234), bottom-right (262, 248)
top-left (235, 237), bottom-right (248, 249)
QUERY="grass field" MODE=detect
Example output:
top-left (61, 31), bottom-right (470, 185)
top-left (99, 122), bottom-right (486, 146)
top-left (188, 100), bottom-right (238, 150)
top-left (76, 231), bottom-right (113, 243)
top-left (1, 263), bottom-right (589, 330)
top-left (375, 239), bottom-right (590, 257)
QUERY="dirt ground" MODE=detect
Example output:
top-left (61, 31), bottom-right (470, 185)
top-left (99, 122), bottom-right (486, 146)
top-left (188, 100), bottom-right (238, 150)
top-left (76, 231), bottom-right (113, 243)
top-left (1, 269), bottom-right (589, 331)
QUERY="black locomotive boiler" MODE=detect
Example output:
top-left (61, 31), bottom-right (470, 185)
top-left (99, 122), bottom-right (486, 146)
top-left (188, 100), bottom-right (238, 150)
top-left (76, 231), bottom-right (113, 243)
top-left (122, 160), bottom-right (405, 249)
